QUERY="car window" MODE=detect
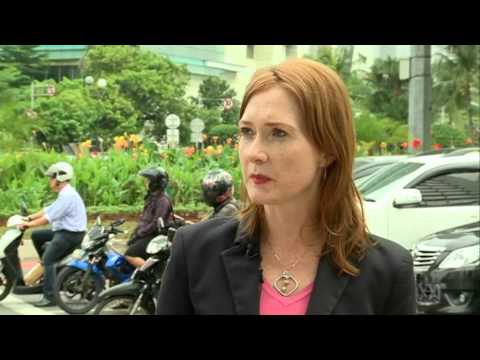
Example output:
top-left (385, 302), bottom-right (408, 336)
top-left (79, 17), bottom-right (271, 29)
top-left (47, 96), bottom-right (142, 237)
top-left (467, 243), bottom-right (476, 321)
top-left (358, 162), bottom-right (424, 197)
top-left (412, 170), bottom-right (480, 207)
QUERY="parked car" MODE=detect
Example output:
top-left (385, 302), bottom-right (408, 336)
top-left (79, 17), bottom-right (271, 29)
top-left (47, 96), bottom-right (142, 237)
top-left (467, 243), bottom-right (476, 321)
top-left (358, 152), bottom-right (480, 250)
top-left (354, 155), bottom-right (408, 185)
top-left (413, 222), bottom-right (480, 314)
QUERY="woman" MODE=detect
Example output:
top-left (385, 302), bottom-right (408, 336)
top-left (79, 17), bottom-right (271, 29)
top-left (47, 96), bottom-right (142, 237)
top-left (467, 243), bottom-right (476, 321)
top-left (125, 166), bottom-right (172, 268)
top-left (156, 58), bottom-right (416, 315)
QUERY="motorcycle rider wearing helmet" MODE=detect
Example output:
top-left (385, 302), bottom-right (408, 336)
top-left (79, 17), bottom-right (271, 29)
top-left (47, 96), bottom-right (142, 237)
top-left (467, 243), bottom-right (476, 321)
top-left (201, 169), bottom-right (240, 220)
top-left (125, 166), bottom-right (173, 268)
top-left (18, 162), bottom-right (87, 307)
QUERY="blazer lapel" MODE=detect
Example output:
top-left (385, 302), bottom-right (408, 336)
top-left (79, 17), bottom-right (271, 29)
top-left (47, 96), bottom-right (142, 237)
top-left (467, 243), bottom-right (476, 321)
top-left (221, 224), bottom-right (262, 315)
top-left (306, 256), bottom-right (353, 315)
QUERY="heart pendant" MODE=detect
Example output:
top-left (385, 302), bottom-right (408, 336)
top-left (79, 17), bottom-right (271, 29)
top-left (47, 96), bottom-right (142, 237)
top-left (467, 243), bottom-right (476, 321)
top-left (273, 271), bottom-right (299, 297)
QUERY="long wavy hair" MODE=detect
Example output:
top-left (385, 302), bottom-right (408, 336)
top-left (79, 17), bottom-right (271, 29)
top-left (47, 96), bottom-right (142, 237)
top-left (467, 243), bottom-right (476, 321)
top-left (238, 58), bottom-right (372, 276)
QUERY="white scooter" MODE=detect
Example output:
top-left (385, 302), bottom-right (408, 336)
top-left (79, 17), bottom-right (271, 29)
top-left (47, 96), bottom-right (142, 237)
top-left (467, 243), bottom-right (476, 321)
top-left (0, 208), bottom-right (29, 301)
top-left (0, 204), bottom-right (83, 301)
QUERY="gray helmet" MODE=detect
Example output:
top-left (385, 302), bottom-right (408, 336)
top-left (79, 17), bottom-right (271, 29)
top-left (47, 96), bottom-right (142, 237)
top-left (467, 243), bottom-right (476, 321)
top-left (201, 169), bottom-right (233, 207)
top-left (45, 162), bottom-right (74, 182)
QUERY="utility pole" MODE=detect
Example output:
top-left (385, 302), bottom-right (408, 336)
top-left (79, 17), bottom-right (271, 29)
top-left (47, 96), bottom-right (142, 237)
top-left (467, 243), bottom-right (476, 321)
top-left (408, 45), bottom-right (432, 153)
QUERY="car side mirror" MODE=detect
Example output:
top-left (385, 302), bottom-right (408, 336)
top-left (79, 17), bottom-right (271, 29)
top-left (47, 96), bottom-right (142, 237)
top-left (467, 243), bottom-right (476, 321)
top-left (393, 189), bottom-right (422, 208)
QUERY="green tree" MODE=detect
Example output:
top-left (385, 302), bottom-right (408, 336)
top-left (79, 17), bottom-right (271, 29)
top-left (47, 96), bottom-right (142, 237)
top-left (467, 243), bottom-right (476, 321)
top-left (0, 92), bottom-right (41, 151)
top-left (83, 45), bottom-right (190, 140)
top-left (0, 66), bottom-right (23, 95)
top-left (198, 76), bottom-right (236, 109)
top-left (432, 123), bottom-right (468, 148)
top-left (432, 45), bottom-right (480, 136)
top-left (209, 124), bottom-right (239, 143)
top-left (196, 76), bottom-right (240, 125)
top-left (0, 45), bottom-right (48, 86)
top-left (364, 57), bottom-right (409, 122)
top-left (305, 45), bottom-right (355, 81)
top-left (34, 78), bottom-right (140, 149)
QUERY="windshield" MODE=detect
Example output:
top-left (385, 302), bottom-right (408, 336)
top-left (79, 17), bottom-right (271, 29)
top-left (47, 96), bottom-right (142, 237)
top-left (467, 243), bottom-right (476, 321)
top-left (357, 162), bottom-right (424, 197)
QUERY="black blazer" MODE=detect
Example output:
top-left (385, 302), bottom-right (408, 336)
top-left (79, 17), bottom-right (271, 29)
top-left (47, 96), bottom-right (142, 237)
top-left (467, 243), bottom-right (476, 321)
top-left (156, 217), bottom-right (416, 315)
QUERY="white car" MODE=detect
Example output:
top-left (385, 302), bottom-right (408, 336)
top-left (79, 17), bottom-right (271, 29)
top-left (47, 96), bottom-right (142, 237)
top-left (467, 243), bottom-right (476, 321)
top-left (357, 152), bottom-right (480, 250)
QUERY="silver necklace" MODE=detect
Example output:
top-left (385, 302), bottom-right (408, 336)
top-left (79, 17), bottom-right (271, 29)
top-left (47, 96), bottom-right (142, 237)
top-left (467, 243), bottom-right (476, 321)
top-left (268, 242), bottom-right (304, 297)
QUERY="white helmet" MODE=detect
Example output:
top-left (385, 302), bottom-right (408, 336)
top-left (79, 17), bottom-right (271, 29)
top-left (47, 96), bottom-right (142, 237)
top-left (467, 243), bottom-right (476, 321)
top-left (45, 162), bottom-right (74, 182)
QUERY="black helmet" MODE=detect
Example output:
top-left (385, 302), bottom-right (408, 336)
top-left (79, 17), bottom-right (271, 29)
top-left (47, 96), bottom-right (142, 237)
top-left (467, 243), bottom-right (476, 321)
top-left (139, 166), bottom-right (169, 193)
top-left (201, 169), bottom-right (233, 207)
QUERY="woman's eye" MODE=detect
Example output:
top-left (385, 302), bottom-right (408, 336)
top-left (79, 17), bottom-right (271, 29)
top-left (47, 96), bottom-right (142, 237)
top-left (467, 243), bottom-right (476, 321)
top-left (239, 127), bottom-right (254, 137)
top-left (272, 128), bottom-right (287, 138)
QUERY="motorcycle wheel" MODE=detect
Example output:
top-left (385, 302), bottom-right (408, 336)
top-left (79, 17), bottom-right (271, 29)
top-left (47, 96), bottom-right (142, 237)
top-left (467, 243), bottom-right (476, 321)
top-left (0, 269), bottom-right (13, 301)
top-left (94, 295), bottom-right (151, 315)
top-left (54, 267), bottom-right (105, 315)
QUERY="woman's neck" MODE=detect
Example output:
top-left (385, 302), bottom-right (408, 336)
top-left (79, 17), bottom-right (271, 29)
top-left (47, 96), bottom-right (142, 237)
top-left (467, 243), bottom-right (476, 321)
top-left (262, 203), bottom-right (320, 251)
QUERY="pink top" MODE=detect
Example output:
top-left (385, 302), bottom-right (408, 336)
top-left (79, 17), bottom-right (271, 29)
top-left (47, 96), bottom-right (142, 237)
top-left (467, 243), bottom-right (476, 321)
top-left (259, 281), bottom-right (314, 315)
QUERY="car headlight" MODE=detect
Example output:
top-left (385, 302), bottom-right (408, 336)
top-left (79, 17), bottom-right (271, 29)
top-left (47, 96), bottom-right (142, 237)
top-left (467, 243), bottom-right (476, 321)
top-left (438, 245), bottom-right (480, 269)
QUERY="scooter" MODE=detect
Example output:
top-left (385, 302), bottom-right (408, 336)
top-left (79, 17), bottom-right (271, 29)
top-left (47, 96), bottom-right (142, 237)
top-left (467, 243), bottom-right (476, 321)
top-left (94, 215), bottom-right (187, 315)
top-left (0, 206), bottom-right (29, 301)
top-left (1, 204), bottom-right (88, 300)
top-left (53, 218), bottom-right (134, 315)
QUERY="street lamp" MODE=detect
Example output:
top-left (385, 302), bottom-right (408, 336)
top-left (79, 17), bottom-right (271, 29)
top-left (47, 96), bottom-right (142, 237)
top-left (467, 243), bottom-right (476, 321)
top-left (84, 76), bottom-right (95, 86)
top-left (84, 76), bottom-right (107, 89)
top-left (97, 78), bottom-right (107, 89)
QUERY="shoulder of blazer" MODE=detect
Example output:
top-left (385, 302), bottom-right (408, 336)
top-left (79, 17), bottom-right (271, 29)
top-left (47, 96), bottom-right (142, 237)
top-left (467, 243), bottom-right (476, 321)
top-left (360, 234), bottom-right (414, 273)
top-left (174, 217), bottom-right (241, 256)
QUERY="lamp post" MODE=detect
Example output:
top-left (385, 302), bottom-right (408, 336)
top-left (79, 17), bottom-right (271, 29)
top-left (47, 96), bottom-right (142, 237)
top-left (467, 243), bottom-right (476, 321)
top-left (84, 76), bottom-right (107, 154)
top-left (84, 76), bottom-right (107, 93)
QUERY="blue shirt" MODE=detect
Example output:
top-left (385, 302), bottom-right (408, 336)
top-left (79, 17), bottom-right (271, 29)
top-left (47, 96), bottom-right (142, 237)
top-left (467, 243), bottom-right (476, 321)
top-left (44, 184), bottom-right (87, 232)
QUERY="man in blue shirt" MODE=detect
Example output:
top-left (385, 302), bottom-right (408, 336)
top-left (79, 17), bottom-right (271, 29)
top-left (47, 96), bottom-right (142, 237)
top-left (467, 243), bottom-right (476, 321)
top-left (19, 162), bottom-right (87, 307)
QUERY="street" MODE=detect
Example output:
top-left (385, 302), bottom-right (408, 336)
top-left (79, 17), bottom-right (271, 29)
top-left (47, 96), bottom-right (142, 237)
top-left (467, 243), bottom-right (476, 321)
top-left (1, 236), bottom-right (131, 315)
top-left (0, 293), bottom-right (64, 315)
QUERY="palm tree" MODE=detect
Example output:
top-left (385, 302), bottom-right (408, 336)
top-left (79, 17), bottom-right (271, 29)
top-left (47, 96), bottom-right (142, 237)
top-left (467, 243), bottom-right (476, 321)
top-left (364, 57), bottom-right (409, 122)
top-left (433, 45), bottom-right (480, 136)
top-left (305, 45), bottom-right (354, 81)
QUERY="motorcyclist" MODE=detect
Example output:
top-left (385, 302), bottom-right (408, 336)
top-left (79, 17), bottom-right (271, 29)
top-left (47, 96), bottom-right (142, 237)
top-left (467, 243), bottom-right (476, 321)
top-left (201, 169), bottom-right (240, 220)
top-left (18, 162), bottom-right (87, 307)
top-left (124, 166), bottom-right (173, 269)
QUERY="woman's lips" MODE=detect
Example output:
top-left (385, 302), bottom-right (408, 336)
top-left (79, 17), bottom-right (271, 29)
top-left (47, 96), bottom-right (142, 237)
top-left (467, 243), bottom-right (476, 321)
top-left (250, 174), bottom-right (272, 185)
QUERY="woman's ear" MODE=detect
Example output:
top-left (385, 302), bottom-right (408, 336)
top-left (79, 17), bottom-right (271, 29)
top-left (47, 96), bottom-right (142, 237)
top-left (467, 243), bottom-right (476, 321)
top-left (318, 153), bottom-right (335, 168)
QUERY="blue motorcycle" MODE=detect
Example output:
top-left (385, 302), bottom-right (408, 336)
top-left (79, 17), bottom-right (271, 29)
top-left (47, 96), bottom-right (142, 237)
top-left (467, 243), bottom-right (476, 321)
top-left (53, 218), bottom-right (134, 314)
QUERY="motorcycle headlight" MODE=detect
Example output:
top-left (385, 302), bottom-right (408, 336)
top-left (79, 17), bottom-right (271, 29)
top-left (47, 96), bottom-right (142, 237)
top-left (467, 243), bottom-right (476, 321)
top-left (438, 245), bottom-right (480, 269)
top-left (146, 235), bottom-right (169, 255)
top-left (81, 234), bottom-right (95, 250)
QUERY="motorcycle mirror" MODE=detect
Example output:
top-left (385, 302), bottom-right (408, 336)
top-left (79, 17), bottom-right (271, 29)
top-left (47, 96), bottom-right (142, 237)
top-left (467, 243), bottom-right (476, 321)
top-left (111, 219), bottom-right (125, 227)
top-left (157, 217), bottom-right (165, 230)
top-left (20, 201), bottom-right (28, 216)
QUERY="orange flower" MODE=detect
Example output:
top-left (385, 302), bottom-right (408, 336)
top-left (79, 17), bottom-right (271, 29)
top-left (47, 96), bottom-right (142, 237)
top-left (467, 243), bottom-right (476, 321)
top-left (114, 136), bottom-right (129, 151)
top-left (215, 145), bottom-right (224, 155)
top-left (80, 139), bottom-right (92, 149)
top-left (183, 146), bottom-right (196, 157)
top-left (204, 146), bottom-right (215, 156)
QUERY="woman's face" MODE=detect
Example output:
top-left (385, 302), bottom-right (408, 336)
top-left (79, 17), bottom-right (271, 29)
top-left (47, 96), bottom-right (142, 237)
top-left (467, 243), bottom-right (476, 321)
top-left (239, 86), bottom-right (326, 207)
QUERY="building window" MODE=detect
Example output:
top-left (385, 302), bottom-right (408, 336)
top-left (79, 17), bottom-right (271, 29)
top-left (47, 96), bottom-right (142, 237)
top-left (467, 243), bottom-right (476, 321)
top-left (247, 45), bottom-right (255, 59)
top-left (45, 65), bottom-right (81, 81)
